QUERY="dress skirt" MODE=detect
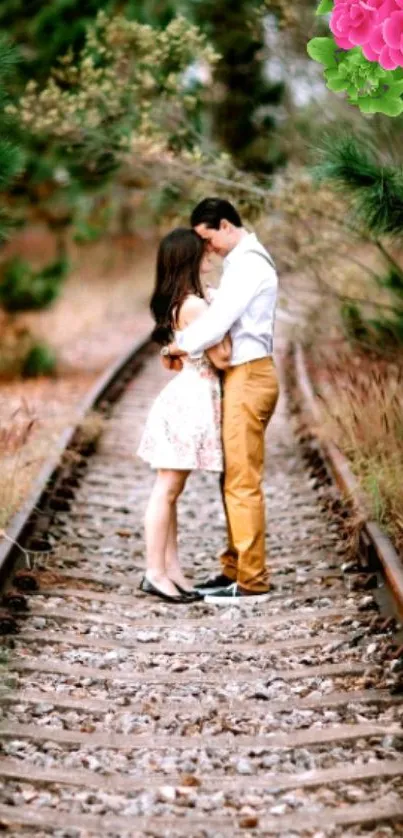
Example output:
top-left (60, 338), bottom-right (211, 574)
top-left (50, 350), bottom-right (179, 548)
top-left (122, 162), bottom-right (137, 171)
top-left (137, 356), bottom-right (223, 472)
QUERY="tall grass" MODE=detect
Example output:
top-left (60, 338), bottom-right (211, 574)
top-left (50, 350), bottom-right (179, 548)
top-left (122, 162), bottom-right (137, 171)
top-left (0, 401), bottom-right (37, 527)
top-left (314, 347), bottom-right (403, 553)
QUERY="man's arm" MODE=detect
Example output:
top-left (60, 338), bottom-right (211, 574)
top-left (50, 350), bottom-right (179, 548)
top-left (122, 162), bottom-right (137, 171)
top-left (171, 257), bottom-right (276, 356)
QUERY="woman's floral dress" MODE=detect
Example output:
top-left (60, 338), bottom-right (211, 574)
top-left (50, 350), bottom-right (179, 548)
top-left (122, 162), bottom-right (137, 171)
top-left (137, 349), bottom-right (223, 472)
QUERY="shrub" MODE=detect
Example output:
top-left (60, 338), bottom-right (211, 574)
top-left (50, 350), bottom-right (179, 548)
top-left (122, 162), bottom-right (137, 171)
top-left (0, 257), bottom-right (69, 312)
top-left (21, 342), bottom-right (57, 377)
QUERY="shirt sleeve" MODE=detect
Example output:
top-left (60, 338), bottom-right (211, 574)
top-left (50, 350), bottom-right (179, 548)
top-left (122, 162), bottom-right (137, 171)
top-left (176, 256), bottom-right (277, 355)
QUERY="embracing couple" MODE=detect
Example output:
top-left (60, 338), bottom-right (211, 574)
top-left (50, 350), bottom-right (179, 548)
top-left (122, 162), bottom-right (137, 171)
top-left (137, 197), bottom-right (279, 605)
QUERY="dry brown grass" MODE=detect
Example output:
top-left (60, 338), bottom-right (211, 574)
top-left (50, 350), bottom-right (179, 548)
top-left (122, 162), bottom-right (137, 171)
top-left (0, 400), bottom-right (38, 528)
top-left (312, 345), bottom-right (403, 553)
top-left (76, 411), bottom-right (107, 447)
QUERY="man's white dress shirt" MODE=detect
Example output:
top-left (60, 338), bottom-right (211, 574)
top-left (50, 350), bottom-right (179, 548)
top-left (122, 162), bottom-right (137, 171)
top-left (175, 232), bottom-right (278, 366)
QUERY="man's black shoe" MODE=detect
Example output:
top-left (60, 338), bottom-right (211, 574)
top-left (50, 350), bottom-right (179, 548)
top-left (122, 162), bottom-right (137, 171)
top-left (174, 583), bottom-right (204, 602)
top-left (195, 573), bottom-right (234, 594)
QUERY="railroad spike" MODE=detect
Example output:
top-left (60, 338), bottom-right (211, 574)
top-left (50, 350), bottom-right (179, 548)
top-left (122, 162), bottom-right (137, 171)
top-left (12, 570), bottom-right (40, 592)
top-left (0, 611), bottom-right (18, 635)
top-left (2, 591), bottom-right (29, 612)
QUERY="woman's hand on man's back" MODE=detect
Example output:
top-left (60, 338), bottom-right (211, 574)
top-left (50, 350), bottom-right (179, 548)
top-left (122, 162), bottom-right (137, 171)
top-left (161, 355), bottom-right (183, 372)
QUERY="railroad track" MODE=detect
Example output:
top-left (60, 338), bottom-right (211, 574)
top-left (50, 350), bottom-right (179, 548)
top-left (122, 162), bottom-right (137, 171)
top-left (1, 335), bottom-right (403, 837)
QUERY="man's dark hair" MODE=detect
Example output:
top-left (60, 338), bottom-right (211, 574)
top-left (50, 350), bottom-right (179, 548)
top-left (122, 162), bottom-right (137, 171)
top-left (191, 197), bottom-right (242, 230)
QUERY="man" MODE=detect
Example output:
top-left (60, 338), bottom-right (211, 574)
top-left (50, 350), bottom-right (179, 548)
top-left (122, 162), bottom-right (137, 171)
top-left (165, 197), bottom-right (279, 603)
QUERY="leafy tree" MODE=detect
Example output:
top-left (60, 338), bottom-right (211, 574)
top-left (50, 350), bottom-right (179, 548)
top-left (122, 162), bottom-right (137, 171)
top-left (18, 12), bottom-right (219, 189)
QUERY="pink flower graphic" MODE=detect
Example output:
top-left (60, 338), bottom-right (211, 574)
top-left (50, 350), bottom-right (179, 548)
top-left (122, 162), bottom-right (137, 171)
top-left (330, 0), bottom-right (403, 70)
top-left (330, 2), bottom-right (374, 49)
top-left (360, 0), bottom-right (388, 10)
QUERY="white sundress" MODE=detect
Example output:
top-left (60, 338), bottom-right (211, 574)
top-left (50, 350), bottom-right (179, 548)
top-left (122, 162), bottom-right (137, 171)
top-left (137, 351), bottom-right (223, 472)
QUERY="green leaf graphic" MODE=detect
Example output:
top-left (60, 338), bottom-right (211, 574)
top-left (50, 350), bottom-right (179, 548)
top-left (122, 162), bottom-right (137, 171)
top-left (307, 37), bottom-right (339, 68)
top-left (316, 0), bottom-right (334, 14)
top-left (356, 83), bottom-right (403, 116)
top-left (325, 69), bottom-right (349, 92)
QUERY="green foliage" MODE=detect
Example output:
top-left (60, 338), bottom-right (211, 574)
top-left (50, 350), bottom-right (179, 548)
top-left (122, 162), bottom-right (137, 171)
top-left (0, 36), bottom-right (25, 242)
top-left (341, 273), bottom-right (403, 352)
top-left (3, 0), bottom-right (283, 234)
top-left (146, 183), bottom-right (185, 221)
top-left (0, 3), bottom-right (125, 241)
top-left (72, 197), bottom-right (112, 243)
top-left (0, 257), bottom-right (68, 312)
top-left (378, 268), bottom-right (403, 299)
top-left (0, 139), bottom-right (24, 189)
top-left (19, 12), bottom-right (218, 186)
top-left (314, 135), bottom-right (403, 351)
top-left (340, 302), bottom-right (370, 344)
top-left (0, 0), bottom-right (115, 83)
top-left (368, 314), bottom-right (403, 345)
top-left (307, 37), bottom-right (338, 67)
top-left (312, 134), bottom-right (403, 238)
top-left (22, 342), bottom-right (57, 377)
top-left (126, 0), bottom-right (188, 27)
top-left (368, 269), bottom-right (403, 347)
top-left (73, 219), bottom-right (105, 243)
top-left (307, 36), bottom-right (403, 116)
top-left (316, 0), bottom-right (334, 13)
top-left (128, 0), bottom-right (287, 171)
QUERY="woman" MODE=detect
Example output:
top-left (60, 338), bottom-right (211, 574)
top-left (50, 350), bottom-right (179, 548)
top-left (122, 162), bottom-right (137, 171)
top-left (137, 228), bottom-right (231, 603)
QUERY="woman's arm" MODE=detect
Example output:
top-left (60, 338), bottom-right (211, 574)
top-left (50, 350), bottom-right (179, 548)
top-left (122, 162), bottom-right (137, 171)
top-left (206, 332), bottom-right (232, 370)
top-left (179, 296), bottom-right (232, 370)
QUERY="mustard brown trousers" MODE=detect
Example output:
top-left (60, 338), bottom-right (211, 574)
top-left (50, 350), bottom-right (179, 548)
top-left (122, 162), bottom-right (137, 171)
top-left (219, 356), bottom-right (279, 592)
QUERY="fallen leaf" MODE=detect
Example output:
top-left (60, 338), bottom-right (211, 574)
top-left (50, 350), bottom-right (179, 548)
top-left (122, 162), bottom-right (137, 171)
top-left (239, 816), bottom-right (259, 829)
top-left (179, 774), bottom-right (201, 787)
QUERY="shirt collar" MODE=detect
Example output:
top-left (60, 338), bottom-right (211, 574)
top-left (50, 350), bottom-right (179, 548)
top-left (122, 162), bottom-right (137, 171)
top-left (224, 232), bottom-right (258, 267)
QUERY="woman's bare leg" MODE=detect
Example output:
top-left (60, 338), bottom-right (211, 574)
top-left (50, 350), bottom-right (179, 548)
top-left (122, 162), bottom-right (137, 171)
top-left (165, 506), bottom-right (193, 592)
top-left (144, 469), bottom-right (189, 597)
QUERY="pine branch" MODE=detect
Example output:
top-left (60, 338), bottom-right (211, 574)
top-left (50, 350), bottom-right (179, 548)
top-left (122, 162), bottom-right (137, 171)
top-left (374, 239), bottom-right (403, 284)
top-left (0, 139), bottom-right (25, 188)
top-left (312, 134), bottom-right (403, 240)
top-left (0, 35), bottom-right (19, 81)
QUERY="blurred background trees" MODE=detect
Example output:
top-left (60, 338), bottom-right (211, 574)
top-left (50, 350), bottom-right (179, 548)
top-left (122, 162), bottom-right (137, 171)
top-left (0, 35), bottom-right (25, 245)
top-left (0, 0), bottom-right (294, 379)
top-left (0, 0), bottom-right (402, 546)
top-left (1, 0), bottom-right (403, 368)
top-left (188, 0), bottom-right (286, 173)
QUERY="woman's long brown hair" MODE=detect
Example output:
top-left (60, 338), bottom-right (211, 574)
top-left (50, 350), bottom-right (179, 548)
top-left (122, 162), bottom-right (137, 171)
top-left (150, 228), bottom-right (205, 345)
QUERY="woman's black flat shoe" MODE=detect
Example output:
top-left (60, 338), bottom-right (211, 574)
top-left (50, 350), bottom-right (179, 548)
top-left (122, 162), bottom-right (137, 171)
top-left (174, 583), bottom-right (204, 602)
top-left (139, 577), bottom-right (186, 603)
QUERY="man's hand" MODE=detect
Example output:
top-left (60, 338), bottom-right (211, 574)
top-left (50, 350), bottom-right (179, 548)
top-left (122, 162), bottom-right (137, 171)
top-left (161, 355), bottom-right (183, 372)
